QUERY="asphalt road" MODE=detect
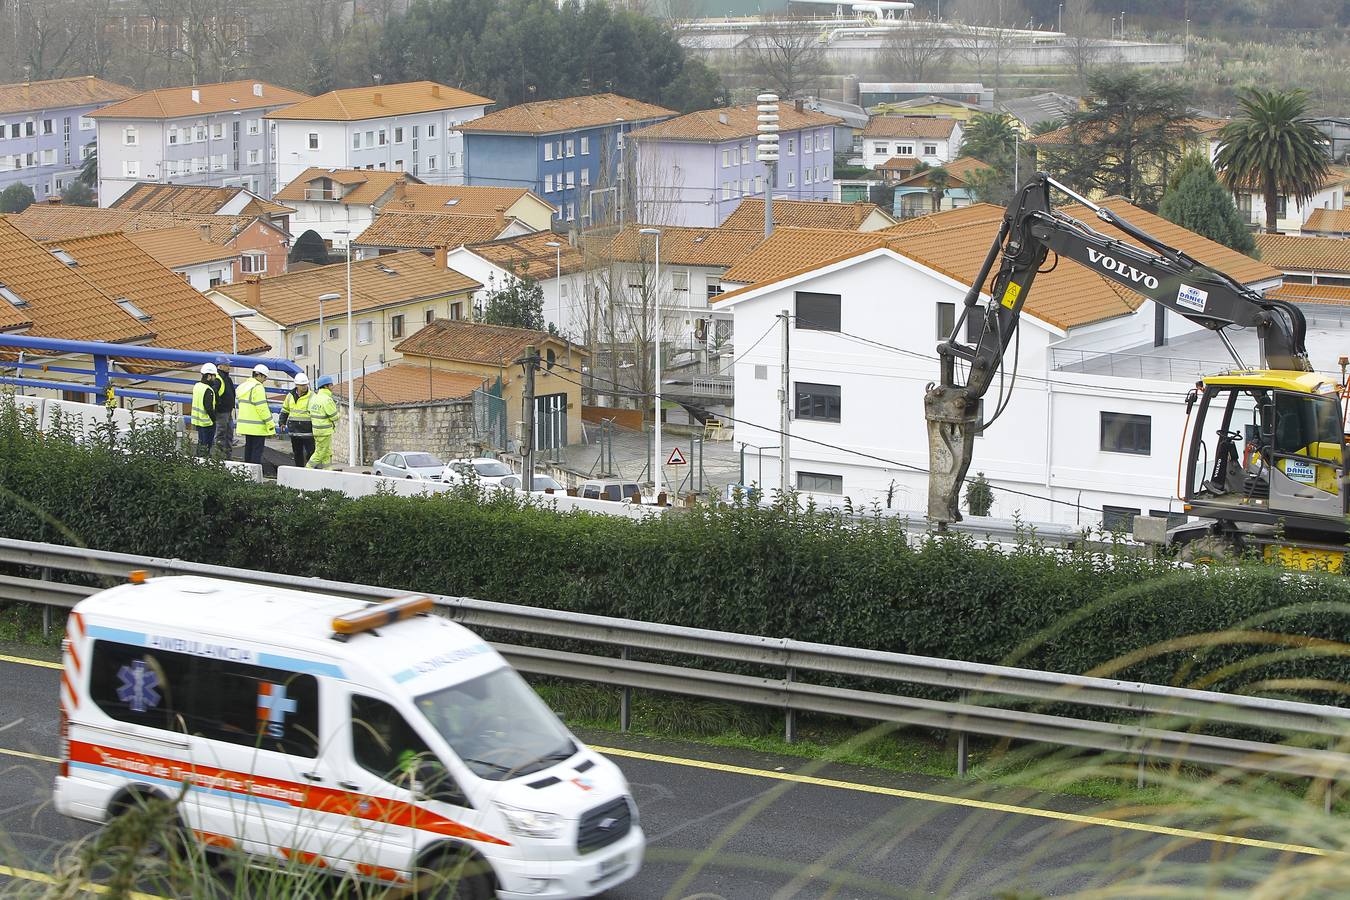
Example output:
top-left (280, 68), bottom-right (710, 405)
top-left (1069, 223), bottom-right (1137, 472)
top-left (0, 652), bottom-right (1326, 899)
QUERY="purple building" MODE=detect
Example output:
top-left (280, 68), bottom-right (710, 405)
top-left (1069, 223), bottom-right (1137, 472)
top-left (0, 77), bottom-right (136, 203)
top-left (626, 101), bottom-right (840, 227)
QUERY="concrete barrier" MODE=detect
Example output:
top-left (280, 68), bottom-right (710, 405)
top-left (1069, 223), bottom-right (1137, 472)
top-left (276, 466), bottom-right (455, 499)
top-left (41, 398), bottom-right (162, 442)
top-left (515, 489), bottom-right (665, 520)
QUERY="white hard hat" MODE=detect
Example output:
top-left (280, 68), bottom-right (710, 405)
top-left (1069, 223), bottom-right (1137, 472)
top-left (201, 362), bottom-right (218, 375)
top-left (252, 364), bottom-right (269, 377)
top-left (293, 372), bottom-right (309, 386)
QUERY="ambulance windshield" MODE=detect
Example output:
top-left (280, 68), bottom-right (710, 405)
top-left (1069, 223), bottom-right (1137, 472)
top-left (416, 666), bottom-right (576, 781)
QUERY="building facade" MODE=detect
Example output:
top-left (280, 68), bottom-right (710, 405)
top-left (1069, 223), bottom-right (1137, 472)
top-left (0, 76), bottom-right (136, 202)
top-left (91, 80), bottom-right (311, 206)
top-left (627, 103), bottom-right (841, 228)
top-left (267, 82), bottom-right (493, 191)
top-left (459, 93), bottom-right (675, 227)
top-left (859, 116), bottom-right (963, 171)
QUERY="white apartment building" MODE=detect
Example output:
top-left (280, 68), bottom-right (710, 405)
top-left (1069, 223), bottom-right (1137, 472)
top-left (268, 82), bottom-right (492, 192)
top-left (90, 81), bottom-right (311, 206)
top-left (859, 116), bottom-right (962, 171)
top-left (716, 202), bottom-right (1291, 529)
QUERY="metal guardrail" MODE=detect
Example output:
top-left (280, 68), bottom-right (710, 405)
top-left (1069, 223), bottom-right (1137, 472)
top-left (2, 537), bottom-right (1348, 788)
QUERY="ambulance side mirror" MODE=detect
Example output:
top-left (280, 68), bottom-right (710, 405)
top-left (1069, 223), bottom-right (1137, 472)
top-left (413, 759), bottom-right (469, 807)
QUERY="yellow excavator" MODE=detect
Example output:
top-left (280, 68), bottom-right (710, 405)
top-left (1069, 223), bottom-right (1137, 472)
top-left (925, 173), bottom-right (1348, 571)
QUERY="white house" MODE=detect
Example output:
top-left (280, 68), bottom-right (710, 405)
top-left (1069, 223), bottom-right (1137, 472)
top-left (859, 116), bottom-right (963, 171)
top-left (267, 82), bottom-right (493, 192)
top-left (713, 200), bottom-right (1287, 528)
top-left (446, 232), bottom-right (589, 334)
top-left (1231, 169), bottom-right (1350, 234)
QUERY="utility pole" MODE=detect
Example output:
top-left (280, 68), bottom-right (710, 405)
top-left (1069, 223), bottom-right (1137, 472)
top-left (779, 310), bottom-right (791, 496)
top-left (519, 345), bottom-right (539, 492)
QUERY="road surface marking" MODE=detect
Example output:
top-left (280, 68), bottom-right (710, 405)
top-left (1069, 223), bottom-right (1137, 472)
top-left (0, 863), bottom-right (165, 898)
top-left (0, 653), bottom-right (60, 670)
top-left (592, 745), bottom-right (1333, 858)
top-left (0, 746), bottom-right (58, 764)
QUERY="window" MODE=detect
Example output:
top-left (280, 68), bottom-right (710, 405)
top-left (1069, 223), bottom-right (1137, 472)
top-left (707, 280), bottom-right (723, 300)
top-left (194, 125), bottom-right (206, 143)
top-left (357, 319), bottom-right (374, 345)
top-left (544, 173), bottom-right (554, 192)
top-left (672, 271), bottom-right (689, 292)
top-left (428, 154), bottom-right (440, 171)
top-left (580, 168), bottom-right (590, 186)
top-left (566, 171), bottom-right (575, 189)
top-left (209, 269), bottom-right (225, 288)
top-left (115, 298), bottom-right (151, 322)
top-left (123, 126), bottom-right (138, 146)
top-left (555, 140), bottom-right (563, 159)
top-left (293, 332), bottom-right (310, 357)
top-left (89, 640), bottom-right (320, 758)
top-left (0, 283), bottom-right (30, 308)
top-left (247, 118), bottom-right (260, 135)
top-left (1276, 195), bottom-right (1289, 217)
top-left (720, 182), bottom-right (732, 201)
top-left (40, 148), bottom-right (55, 165)
top-left (0, 121), bottom-right (5, 140)
top-left (565, 138), bottom-right (574, 157)
top-left (328, 326), bottom-right (339, 341)
top-left (241, 251), bottom-right (267, 274)
top-left (212, 122), bottom-right (223, 140)
top-left (1102, 506), bottom-right (1141, 533)
top-left (247, 149), bottom-right (260, 165)
top-left (544, 142), bottom-right (554, 161)
top-left (123, 160), bottom-right (139, 177)
top-left (307, 132), bottom-right (320, 150)
top-left (425, 308), bottom-right (437, 324)
top-left (167, 127), bottom-right (178, 145)
top-left (787, 137), bottom-right (796, 155)
top-left (1100, 412), bottom-right (1151, 455)
top-left (427, 123), bottom-right (436, 138)
top-left (796, 291), bottom-right (841, 332)
top-left (741, 143), bottom-right (750, 164)
top-left (351, 694), bottom-right (451, 793)
top-left (378, 162), bottom-right (387, 170)
top-left (79, 116), bottom-right (94, 130)
top-left (378, 128), bottom-right (387, 146)
top-left (580, 135), bottom-right (589, 155)
top-left (936, 301), bottom-right (955, 339)
top-left (565, 202), bottom-right (574, 221)
top-left (923, 143), bottom-right (938, 156)
top-left (795, 382), bottom-right (841, 422)
top-left (24, 120), bottom-right (33, 136)
top-left (898, 143), bottom-right (914, 156)
top-left (797, 471), bottom-right (843, 494)
top-left (450, 302), bottom-right (463, 320)
top-left (822, 131), bottom-right (830, 150)
top-left (352, 132), bottom-right (362, 149)
top-left (754, 174), bottom-right (763, 193)
top-left (803, 168), bottom-right (812, 185)
top-left (365, 130), bottom-right (374, 146)
top-left (8, 123), bottom-right (17, 138)
top-left (786, 170), bottom-right (795, 188)
top-left (394, 126), bottom-right (403, 143)
top-left (721, 148), bottom-right (730, 168)
top-left (391, 314), bottom-right (405, 338)
top-left (395, 159), bottom-right (404, 170)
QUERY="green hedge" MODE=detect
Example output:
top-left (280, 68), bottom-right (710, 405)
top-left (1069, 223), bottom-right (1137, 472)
top-left (2, 402), bottom-right (1349, 702)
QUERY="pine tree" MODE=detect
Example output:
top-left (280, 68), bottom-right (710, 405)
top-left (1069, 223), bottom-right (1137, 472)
top-left (1159, 156), bottom-right (1256, 255)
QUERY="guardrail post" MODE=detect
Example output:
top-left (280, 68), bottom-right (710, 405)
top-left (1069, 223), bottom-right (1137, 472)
top-left (40, 566), bottom-right (51, 637)
top-left (784, 666), bottom-right (796, 744)
top-left (956, 690), bottom-right (969, 777)
top-left (619, 647), bottom-right (631, 733)
top-left (1137, 754), bottom-right (1146, 789)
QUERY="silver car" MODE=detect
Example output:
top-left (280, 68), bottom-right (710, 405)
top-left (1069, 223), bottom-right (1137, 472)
top-left (371, 451), bottom-right (446, 480)
top-left (441, 457), bottom-right (522, 490)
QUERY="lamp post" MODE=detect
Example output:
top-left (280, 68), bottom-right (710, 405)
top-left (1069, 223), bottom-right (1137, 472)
top-left (333, 228), bottom-right (355, 465)
top-left (228, 308), bottom-right (256, 355)
top-left (1057, 2), bottom-right (1062, 31)
top-left (640, 227), bottom-right (662, 503)
top-left (317, 292), bottom-right (341, 378)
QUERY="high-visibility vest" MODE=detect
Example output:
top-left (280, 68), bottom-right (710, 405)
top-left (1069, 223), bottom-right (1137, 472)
top-left (309, 387), bottom-right (339, 435)
top-left (236, 378), bottom-right (275, 437)
top-left (282, 389), bottom-right (313, 429)
top-left (190, 380), bottom-right (214, 427)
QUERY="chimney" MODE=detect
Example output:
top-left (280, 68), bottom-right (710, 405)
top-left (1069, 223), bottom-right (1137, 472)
top-left (247, 275), bottom-right (261, 310)
top-left (373, 92), bottom-right (383, 107)
top-left (431, 84), bottom-right (441, 99)
top-left (795, 98), bottom-right (804, 113)
top-left (252, 82), bottom-right (263, 97)
top-left (717, 112), bottom-right (728, 125)
top-left (494, 205), bottom-right (506, 232)
top-left (191, 88), bottom-right (200, 104)
top-left (46, 196), bottom-right (61, 205)
top-left (198, 223), bottom-right (211, 241)
top-left (434, 244), bottom-right (448, 268)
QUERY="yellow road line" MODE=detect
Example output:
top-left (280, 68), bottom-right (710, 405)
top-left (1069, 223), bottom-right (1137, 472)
top-left (0, 653), bottom-right (61, 670)
top-left (0, 746), bottom-right (58, 764)
top-left (593, 745), bottom-right (1333, 858)
top-left (0, 863), bottom-right (165, 898)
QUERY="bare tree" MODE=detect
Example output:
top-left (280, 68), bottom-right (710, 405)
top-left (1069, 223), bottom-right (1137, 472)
top-left (952, 0), bottom-right (1026, 101)
top-left (883, 14), bottom-right (952, 84)
top-left (1059, 0), bottom-right (1102, 95)
top-left (747, 16), bottom-right (828, 100)
top-left (10, 0), bottom-right (99, 80)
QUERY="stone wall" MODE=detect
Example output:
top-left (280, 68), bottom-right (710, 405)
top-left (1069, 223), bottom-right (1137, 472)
top-left (333, 398), bottom-right (480, 465)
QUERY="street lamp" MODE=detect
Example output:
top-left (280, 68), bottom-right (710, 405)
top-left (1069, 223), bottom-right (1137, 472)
top-left (227, 308), bottom-right (256, 355)
top-left (333, 228), bottom-right (356, 465)
top-left (1057, 2), bottom-right (1062, 32)
top-left (640, 227), bottom-right (662, 504)
top-left (317, 292), bottom-right (341, 378)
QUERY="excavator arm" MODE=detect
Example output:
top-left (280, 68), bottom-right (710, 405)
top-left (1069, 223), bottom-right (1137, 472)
top-left (924, 172), bottom-right (1312, 524)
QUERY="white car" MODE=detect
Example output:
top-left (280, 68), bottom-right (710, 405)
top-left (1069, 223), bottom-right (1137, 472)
top-left (527, 474), bottom-right (566, 493)
top-left (371, 451), bottom-right (445, 480)
top-left (442, 457), bottom-right (522, 490)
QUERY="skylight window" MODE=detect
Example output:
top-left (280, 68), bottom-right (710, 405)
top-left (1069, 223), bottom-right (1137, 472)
top-left (115, 298), bottom-right (151, 322)
top-left (48, 248), bottom-right (77, 266)
top-left (0, 284), bottom-right (29, 309)
top-left (443, 199), bottom-right (460, 207)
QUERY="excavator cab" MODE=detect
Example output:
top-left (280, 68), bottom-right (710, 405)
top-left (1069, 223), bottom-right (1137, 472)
top-left (1184, 371), bottom-right (1348, 535)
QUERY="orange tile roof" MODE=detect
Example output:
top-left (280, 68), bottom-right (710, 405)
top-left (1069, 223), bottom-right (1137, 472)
top-left (1302, 208), bottom-right (1350, 235)
top-left (380, 183), bottom-right (554, 217)
top-left (721, 228), bottom-right (888, 285)
top-left (626, 104), bottom-right (839, 143)
top-left (0, 218), bottom-right (150, 342)
top-left (265, 81), bottom-right (491, 121)
top-left (109, 183), bottom-right (293, 217)
top-left (123, 226), bottom-right (240, 268)
top-left (274, 168), bottom-right (417, 208)
top-left (721, 199), bottom-right (891, 231)
top-left (355, 212), bottom-right (516, 250)
top-left (862, 116), bottom-right (961, 139)
top-left (90, 80), bottom-right (309, 119)
top-left (11, 205), bottom-right (268, 244)
top-left (1254, 233), bottom-right (1350, 273)
top-left (719, 198), bottom-right (1280, 330)
top-left (0, 75), bottom-right (136, 116)
top-left (877, 156), bottom-right (921, 171)
top-left (466, 231), bottom-right (586, 280)
top-left (604, 224), bottom-right (763, 268)
top-left (456, 93), bottom-right (674, 135)
top-left (394, 317), bottom-right (582, 366)
top-left (49, 232), bottom-right (267, 356)
top-left (1264, 282), bottom-right (1350, 306)
top-left (333, 363), bottom-right (486, 406)
top-left (892, 156), bottom-right (992, 188)
top-left (213, 252), bottom-right (479, 327)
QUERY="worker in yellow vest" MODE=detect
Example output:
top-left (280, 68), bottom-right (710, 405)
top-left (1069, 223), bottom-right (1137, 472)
top-left (237, 363), bottom-right (276, 466)
top-left (190, 363), bottom-right (220, 457)
top-left (279, 372), bottom-right (315, 467)
top-left (306, 375), bottom-right (340, 469)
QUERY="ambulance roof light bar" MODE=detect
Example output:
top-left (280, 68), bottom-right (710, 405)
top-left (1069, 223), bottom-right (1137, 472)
top-left (332, 595), bottom-right (436, 640)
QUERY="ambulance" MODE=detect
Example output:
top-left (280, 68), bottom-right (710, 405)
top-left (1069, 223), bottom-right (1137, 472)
top-left (53, 574), bottom-right (645, 898)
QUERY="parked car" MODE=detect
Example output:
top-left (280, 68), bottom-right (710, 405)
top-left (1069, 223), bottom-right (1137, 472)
top-left (371, 451), bottom-right (445, 480)
top-left (527, 474), bottom-right (566, 493)
top-left (578, 479), bottom-right (643, 503)
top-left (442, 457), bottom-right (522, 490)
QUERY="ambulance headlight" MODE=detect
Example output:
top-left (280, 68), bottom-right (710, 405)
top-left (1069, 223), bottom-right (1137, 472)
top-left (495, 802), bottom-right (565, 839)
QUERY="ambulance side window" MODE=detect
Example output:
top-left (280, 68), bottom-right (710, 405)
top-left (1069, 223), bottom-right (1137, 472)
top-left (351, 694), bottom-right (466, 804)
top-left (88, 640), bottom-right (320, 758)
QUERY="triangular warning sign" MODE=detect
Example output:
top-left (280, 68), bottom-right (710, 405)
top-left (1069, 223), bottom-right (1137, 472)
top-left (666, 446), bottom-right (687, 466)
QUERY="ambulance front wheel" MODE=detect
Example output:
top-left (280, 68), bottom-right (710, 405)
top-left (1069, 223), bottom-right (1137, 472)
top-left (413, 846), bottom-right (496, 900)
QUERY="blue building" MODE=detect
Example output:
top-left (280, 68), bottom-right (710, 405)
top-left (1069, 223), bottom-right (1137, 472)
top-left (459, 93), bottom-right (675, 227)
top-left (0, 76), bottom-right (136, 203)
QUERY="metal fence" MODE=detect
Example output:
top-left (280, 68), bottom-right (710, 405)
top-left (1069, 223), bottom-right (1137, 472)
top-left (2, 537), bottom-right (1348, 793)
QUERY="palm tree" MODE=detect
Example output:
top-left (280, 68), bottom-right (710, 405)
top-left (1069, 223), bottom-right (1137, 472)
top-left (926, 166), bottom-right (951, 213)
top-left (1215, 88), bottom-right (1330, 234)
top-left (960, 112), bottom-right (1018, 162)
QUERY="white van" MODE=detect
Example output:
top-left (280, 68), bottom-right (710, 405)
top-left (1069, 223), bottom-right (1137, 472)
top-left (54, 576), bottom-right (644, 898)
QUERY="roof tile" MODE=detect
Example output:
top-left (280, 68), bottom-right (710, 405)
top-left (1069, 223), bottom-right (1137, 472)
top-left (1302, 208), bottom-right (1350, 236)
top-left (274, 168), bottom-right (417, 208)
top-left (381, 183), bottom-right (554, 217)
top-left (11, 205), bottom-right (270, 244)
top-left (333, 363), bottom-right (486, 406)
top-left (394, 318), bottom-right (580, 366)
top-left (456, 93), bottom-right (675, 135)
top-left (626, 104), bottom-right (839, 142)
top-left (604, 224), bottom-right (763, 267)
top-left (1254, 233), bottom-right (1350, 273)
top-left (466, 232), bottom-right (586, 280)
top-left (110, 183), bottom-right (292, 217)
top-left (123, 226), bottom-right (240, 268)
top-left (354, 212), bottom-right (515, 250)
top-left (265, 81), bottom-right (491, 122)
top-left (0, 75), bottom-right (135, 116)
top-left (862, 116), bottom-right (961, 139)
top-left (721, 199), bottom-right (892, 231)
top-left (891, 156), bottom-right (992, 187)
top-left (90, 80), bottom-right (309, 119)
top-left (1264, 282), bottom-right (1350, 306)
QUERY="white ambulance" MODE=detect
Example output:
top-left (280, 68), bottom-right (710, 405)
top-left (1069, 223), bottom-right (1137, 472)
top-left (53, 574), bottom-right (644, 898)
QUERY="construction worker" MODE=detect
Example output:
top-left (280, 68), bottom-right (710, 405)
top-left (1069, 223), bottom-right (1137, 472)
top-left (237, 364), bottom-right (276, 466)
top-left (212, 356), bottom-right (237, 460)
top-left (279, 372), bottom-right (315, 468)
top-left (307, 375), bottom-right (339, 470)
top-left (190, 363), bottom-right (220, 457)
